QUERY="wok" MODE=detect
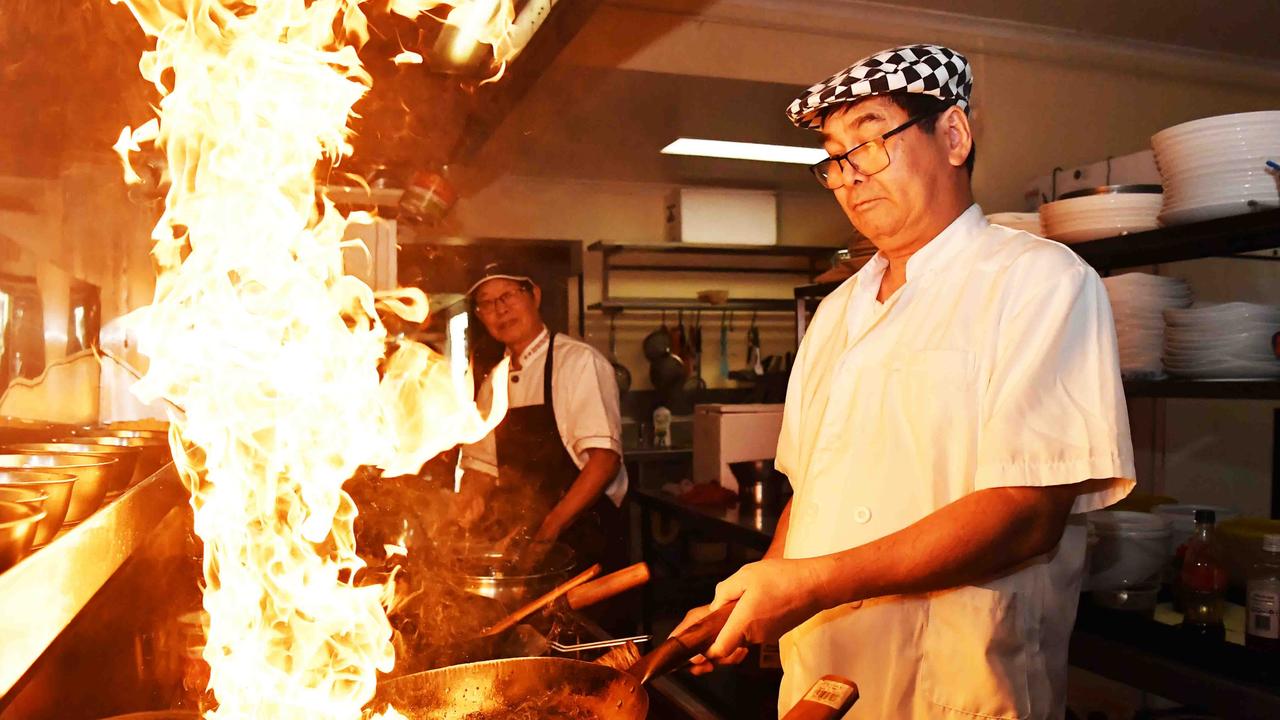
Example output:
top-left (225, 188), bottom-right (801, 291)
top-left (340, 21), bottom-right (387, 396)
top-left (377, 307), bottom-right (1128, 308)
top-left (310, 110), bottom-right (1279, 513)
top-left (374, 657), bottom-right (648, 720)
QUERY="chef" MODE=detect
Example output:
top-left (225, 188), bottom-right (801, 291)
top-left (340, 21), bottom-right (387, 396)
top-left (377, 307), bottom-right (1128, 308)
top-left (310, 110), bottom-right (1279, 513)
top-left (674, 44), bottom-right (1136, 718)
top-left (459, 262), bottom-right (628, 572)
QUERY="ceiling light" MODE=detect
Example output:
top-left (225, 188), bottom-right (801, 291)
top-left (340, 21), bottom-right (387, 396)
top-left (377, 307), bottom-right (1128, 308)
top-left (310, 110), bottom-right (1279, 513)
top-left (661, 138), bottom-right (828, 165)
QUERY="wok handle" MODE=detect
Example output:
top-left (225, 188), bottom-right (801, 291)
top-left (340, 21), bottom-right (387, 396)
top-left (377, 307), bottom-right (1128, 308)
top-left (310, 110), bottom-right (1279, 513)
top-left (781, 675), bottom-right (859, 719)
top-left (482, 564), bottom-right (601, 637)
top-left (629, 601), bottom-right (735, 684)
top-left (564, 562), bottom-right (650, 611)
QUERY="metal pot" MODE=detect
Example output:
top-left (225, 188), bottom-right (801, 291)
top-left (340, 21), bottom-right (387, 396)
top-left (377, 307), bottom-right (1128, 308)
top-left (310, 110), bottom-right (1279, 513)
top-left (374, 657), bottom-right (648, 720)
top-left (642, 312), bottom-right (672, 361)
top-left (448, 543), bottom-right (576, 607)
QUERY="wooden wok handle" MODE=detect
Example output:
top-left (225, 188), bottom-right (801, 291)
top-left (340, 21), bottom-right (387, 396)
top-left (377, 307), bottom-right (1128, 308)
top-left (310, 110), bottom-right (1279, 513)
top-left (481, 564), bottom-right (601, 637)
top-left (564, 562), bottom-right (650, 611)
top-left (628, 601), bottom-right (736, 684)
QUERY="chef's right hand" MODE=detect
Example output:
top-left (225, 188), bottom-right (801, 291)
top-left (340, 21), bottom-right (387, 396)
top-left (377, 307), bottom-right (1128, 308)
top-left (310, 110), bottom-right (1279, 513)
top-left (669, 604), bottom-right (749, 676)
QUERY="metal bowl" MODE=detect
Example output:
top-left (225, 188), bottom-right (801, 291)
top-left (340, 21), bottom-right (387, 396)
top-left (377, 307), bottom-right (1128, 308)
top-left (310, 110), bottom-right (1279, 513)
top-left (4, 443), bottom-right (142, 495)
top-left (0, 484), bottom-right (47, 510)
top-left (0, 453), bottom-right (121, 524)
top-left (58, 435), bottom-right (170, 486)
top-left (72, 427), bottom-right (168, 441)
top-left (0, 470), bottom-right (75, 544)
top-left (0, 500), bottom-right (45, 572)
top-left (448, 543), bottom-right (577, 606)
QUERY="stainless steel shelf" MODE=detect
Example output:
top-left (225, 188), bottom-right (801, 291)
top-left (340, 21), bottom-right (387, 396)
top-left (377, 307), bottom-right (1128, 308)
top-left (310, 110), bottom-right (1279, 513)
top-left (0, 463), bottom-right (184, 696)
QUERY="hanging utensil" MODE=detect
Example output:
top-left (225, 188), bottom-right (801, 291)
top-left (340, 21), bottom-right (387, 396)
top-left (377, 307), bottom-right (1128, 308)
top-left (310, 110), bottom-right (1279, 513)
top-left (719, 311), bottom-right (730, 380)
top-left (607, 314), bottom-right (631, 394)
top-left (747, 312), bottom-right (763, 376)
top-left (642, 311), bottom-right (671, 361)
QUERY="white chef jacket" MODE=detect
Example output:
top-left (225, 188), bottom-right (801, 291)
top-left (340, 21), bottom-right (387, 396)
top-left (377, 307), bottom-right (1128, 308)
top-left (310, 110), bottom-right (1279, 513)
top-left (461, 328), bottom-right (628, 506)
top-left (775, 205), bottom-right (1135, 719)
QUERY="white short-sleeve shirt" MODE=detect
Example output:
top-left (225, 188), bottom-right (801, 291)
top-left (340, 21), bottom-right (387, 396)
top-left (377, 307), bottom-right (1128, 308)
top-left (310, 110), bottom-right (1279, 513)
top-left (461, 329), bottom-right (628, 506)
top-left (775, 205), bottom-right (1135, 719)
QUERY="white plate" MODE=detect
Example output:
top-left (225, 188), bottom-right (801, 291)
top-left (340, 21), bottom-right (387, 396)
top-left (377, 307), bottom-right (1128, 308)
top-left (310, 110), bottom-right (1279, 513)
top-left (1159, 200), bottom-right (1280, 226)
top-left (1152, 111), bottom-right (1280, 144)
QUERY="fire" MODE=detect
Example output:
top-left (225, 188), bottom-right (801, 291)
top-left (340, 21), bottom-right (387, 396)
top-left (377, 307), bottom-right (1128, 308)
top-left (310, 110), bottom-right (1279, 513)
top-left (111, 0), bottom-right (515, 717)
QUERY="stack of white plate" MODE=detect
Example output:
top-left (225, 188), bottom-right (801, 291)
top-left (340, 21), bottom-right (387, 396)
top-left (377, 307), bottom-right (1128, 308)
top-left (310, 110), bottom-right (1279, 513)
top-left (1039, 187), bottom-right (1163, 243)
top-left (1151, 111), bottom-right (1280, 226)
top-left (986, 212), bottom-right (1042, 235)
top-left (1102, 273), bottom-right (1192, 378)
top-left (1163, 302), bottom-right (1280, 379)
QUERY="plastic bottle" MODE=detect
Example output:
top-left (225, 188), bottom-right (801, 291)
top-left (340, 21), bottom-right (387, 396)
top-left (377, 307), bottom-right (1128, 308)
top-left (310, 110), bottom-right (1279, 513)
top-left (1246, 533), bottom-right (1280, 653)
top-left (1179, 509), bottom-right (1227, 641)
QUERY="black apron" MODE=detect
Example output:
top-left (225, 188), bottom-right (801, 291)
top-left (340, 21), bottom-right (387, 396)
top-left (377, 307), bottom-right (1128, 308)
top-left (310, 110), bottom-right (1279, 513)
top-left (494, 333), bottom-right (624, 572)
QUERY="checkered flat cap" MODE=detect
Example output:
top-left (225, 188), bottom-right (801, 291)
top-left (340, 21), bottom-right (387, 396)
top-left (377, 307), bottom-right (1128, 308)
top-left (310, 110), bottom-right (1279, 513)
top-left (786, 44), bottom-right (972, 130)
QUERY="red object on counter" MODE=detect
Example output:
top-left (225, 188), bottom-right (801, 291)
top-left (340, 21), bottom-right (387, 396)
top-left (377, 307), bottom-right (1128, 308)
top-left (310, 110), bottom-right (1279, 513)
top-left (680, 482), bottom-right (737, 507)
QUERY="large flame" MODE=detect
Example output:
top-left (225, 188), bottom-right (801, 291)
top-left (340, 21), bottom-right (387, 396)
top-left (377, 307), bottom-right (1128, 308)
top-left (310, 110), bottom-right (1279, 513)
top-left (112, 1), bottom-right (515, 717)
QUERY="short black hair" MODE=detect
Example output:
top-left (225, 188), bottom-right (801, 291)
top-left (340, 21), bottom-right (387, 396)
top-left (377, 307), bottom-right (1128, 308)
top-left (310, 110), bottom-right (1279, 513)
top-left (882, 93), bottom-right (976, 176)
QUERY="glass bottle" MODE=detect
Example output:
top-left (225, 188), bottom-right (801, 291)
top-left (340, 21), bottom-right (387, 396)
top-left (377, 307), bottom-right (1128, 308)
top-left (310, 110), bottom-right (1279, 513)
top-left (1246, 533), bottom-right (1280, 653)
top-left (1180, 509), bottom-right (1227, 641)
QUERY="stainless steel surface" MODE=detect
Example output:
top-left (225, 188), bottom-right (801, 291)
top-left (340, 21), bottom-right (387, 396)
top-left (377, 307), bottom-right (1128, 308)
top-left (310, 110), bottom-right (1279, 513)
top-left (375, 657), bottom-right (648, 719)
top-left (1058, 183), bottom-right (1163, 199)
top-left (4, 444), bottom-right (141, 495)
top-left (450, 543), bottom-right (576, 606)
top-left (0, 470), bottom-right (75, 545)
top-left (0, 453), bottom-right (120, 524)
top-left (0, 501), bottom-right (43, 572)
top-left (0, 463), bottom-right (183, 698)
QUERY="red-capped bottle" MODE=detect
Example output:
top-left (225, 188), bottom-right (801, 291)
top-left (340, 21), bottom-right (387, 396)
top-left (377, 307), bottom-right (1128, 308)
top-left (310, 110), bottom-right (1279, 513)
top-left (1180, 509), bottom-right (1227, 641)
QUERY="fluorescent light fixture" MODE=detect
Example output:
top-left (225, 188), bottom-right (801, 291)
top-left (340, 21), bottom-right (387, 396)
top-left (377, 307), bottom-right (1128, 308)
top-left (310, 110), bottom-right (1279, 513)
top-left (661, 138), bottom-right (828, 165)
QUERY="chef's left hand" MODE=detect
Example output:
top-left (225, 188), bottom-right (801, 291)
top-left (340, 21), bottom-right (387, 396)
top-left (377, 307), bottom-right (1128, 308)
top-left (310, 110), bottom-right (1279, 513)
top-left (703, 558), bottom-right (832, 661)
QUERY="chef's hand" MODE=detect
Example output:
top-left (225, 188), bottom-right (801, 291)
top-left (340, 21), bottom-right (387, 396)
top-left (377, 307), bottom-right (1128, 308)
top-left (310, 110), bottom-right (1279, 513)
top-left (677, 558), bottom-right (833, 674)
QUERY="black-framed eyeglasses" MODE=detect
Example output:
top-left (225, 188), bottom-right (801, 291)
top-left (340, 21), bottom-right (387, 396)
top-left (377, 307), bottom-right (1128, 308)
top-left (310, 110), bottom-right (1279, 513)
top-left (809, 110), bottom-right (939, 189)
top-left (474, 288), bottom-right (528, 315)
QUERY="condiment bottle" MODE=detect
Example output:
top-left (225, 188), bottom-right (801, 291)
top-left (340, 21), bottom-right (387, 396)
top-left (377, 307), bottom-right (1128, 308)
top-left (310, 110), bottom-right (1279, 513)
top-left (1179, 509), bottom-right (1227, 641)
top-left (782, 675), bottom-right (859, 719)
top-left (1246, 532), bottom-right (1280, 653)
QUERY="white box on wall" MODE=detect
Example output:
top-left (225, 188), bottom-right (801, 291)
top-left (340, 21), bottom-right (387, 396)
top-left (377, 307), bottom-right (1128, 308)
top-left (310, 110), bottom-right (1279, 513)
top-left (665, 187), bottom-right (777, 245)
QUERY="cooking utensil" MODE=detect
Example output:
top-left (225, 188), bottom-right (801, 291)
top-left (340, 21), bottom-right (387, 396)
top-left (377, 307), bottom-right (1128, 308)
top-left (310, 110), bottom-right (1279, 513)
top-left (0, 469), bottom-right (74, 545)
top-left (642, 311), bottom-right (672, 361)
top-left (627, 601), bottom-right (736, 683)
top-left (481, 563), bottom-right (600, 637)
top-left (547, 561), bottom-right (650, 617)
top-left (607, 314), bottom-right (631, 395)
top-left (60, 434), bottom-right (170, 486)
top-left (549, 635), bottom-right (650, 653)
top-left (0, 485), bottom-right (46, 512)
top-left (4, 442), bottom-right (141, 496)
top-left (672, 309), bottom-right (686, 361)
top-left (374, 657), bottom-right (649, 720)
top-left (719, 311), bottom-right (731, 379)
top-left (0, 453), bottom-right (120, 524)
top-left (747, 312), bottom-right (763, 376)
top-left (649, 351), bottom-right (686, 390)
top-left (449, 542), bottom-right (577, 607)
top-left (0, 500), bottom-right (44, 572)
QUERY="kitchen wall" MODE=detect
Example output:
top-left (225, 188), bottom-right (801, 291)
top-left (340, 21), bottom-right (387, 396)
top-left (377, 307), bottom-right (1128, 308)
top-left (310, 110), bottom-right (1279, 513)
top-left (0, 163), bottom-right (162, 423)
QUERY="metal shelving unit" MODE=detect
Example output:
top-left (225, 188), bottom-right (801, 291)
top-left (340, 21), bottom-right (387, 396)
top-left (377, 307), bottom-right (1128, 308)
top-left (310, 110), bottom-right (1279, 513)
top-left (588, 241), bottom-right (838, 314)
